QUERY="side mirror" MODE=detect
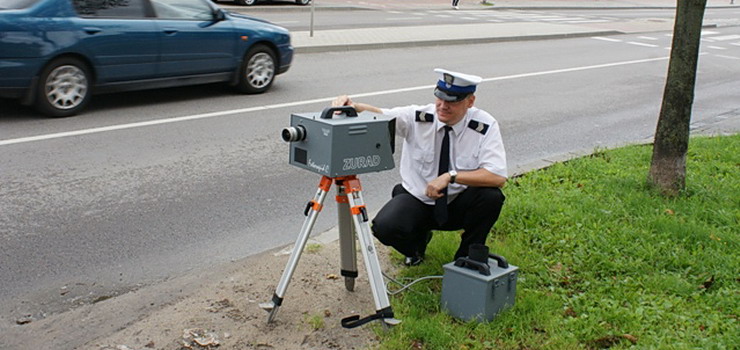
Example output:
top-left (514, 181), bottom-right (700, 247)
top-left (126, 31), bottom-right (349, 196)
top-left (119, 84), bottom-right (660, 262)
top-left (213, 8), bottom-right (226, 22)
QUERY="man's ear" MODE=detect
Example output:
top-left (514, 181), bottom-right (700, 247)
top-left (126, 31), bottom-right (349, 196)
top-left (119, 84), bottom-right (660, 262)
top-left (467, 94), bottom-right (476, 108)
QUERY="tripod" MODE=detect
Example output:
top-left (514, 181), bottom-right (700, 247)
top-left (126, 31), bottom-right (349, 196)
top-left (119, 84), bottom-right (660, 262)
top-left (259, 175), bottom-right (400, 328)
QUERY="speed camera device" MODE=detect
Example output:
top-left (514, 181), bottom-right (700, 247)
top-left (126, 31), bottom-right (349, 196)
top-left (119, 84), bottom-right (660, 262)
top-left (282, 106), bottom-right (396, 177)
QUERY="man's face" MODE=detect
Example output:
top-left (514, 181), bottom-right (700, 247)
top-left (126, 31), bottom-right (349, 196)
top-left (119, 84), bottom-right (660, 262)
top-left (435, 94), bottom-right (475, 125)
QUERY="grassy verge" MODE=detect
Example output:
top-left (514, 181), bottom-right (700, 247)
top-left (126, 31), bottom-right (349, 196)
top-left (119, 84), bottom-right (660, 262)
top-left (376, 135), bottom-right (739, 349)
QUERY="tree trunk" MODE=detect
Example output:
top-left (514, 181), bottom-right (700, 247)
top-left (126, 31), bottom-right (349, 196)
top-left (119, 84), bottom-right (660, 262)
top-left (649, 0), bottom-right (707, 196)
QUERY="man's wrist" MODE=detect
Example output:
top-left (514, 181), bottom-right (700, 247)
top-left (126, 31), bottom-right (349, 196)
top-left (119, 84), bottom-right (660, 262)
top-left (448, 170), bottom-right (457, 184)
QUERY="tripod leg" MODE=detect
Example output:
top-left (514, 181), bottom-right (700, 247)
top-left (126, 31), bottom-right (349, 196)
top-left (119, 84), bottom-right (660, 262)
top-left (342, 177), bottom-right (401, 327)
top-left (336, 181), bottom-right (357, 291)
top-left (260, 176), bottom-right (332, 323)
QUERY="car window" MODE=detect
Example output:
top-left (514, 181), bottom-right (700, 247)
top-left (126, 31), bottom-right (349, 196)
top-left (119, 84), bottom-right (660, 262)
top-left (0, 0), bottom-right (40, 9)
top-left (151, 0), bottom-right (214, 21)
top-left (71, 0), bottom-right (147, 18)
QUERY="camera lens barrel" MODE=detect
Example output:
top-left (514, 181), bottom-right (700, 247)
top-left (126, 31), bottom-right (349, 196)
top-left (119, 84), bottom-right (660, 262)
top-left (282, 125), bottom-right (306, 142)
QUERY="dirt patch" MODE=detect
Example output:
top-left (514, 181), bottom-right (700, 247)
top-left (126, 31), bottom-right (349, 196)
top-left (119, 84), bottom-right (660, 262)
top-left (81, 231), bottom-right (393, 350)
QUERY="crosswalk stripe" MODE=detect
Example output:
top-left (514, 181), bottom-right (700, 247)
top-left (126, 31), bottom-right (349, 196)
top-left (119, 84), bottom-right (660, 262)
top-left (708, 35), bottom-right (740, 41)
top-left (591, 36), bottom-right (622, 42)
top-left (627, 41), bottom-right (659, 48)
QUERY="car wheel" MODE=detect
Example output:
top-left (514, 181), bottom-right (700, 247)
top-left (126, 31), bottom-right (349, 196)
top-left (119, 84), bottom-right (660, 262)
top-left (235, 0), bottom-right (256, 5)
top-left (237, 44), bottom-right (276, 94)
top-left (295, 0), bottom-right (311, 5)
top-left (35, 57), bottom-right (92, 117)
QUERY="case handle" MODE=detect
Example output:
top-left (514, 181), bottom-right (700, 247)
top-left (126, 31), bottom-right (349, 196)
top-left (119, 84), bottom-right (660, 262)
top-left (320, 106), bottom-right (358, 119)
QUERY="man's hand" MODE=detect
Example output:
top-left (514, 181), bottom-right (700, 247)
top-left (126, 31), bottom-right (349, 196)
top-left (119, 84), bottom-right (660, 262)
top-left (426, 173), bottom-right (451, 199)
top-left (332, 95), bottom-right (353, 108)
top-left (331, 95), bottom-right (383, 114)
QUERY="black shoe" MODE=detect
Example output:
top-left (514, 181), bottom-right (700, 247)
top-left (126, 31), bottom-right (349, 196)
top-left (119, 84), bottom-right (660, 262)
top-left (404, 231), bottom-right (433, 266)
top-left (404, 253), bottom-right (424, 266)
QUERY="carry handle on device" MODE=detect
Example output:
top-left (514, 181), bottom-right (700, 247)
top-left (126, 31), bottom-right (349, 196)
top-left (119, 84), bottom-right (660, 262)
top-left (454, 253), bottom-right (510, 276)
top-left (320, 106), bottom-right (358, 119)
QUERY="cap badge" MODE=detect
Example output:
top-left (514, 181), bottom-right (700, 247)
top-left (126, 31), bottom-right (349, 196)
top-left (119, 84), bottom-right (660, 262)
top-left (443, 73), bottom-right (454, 88)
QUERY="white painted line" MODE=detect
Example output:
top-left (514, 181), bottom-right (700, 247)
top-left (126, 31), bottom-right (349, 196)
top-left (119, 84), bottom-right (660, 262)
top-left (386, 17), bottom-right (422, 21)
top-left (591, 36), bottom-right (622, 42)
top-left (435, 14), bottom-right (451, 18)
top-left (540, 17), bottom-right (584, 21)
top-left (714, 54), bottom-right (740, 60)
top-left (462, 17), bottom-right (477, 20)
top-left (707, 45), bottom-right (727, 50)
top-left (0, 56), bottom-right (671, 147)
top-left (272, 21), bottom-right (299, 24)
top-left (638, 36), bottom-right (659, 40)
top-left (566, 19), bottom-right (610, 23)
top-left (701, 30), bottom-right (720, 35)
top-left (731, 42), bottom-right (740, 47)
top-left (708, 34), bottom-right (740, 41)
top-left (627, 41), bottom-right (659, 48)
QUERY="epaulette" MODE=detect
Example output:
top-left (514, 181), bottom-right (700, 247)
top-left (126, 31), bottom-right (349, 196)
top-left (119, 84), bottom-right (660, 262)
top-left (415, 110), bottom-right (434, 122)
top-left (467, 120), bottom-right (489, 135)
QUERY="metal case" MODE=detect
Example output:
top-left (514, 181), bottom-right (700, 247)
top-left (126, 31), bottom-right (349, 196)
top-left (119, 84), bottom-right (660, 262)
top-left (287, 108), bottom-right (396, 177)
top-left (441, 256), bottom-right (518, 322)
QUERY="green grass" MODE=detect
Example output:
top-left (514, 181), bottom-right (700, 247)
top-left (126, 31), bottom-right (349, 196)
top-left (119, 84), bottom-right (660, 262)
top-left (376, 135), bottom-right (739, 350)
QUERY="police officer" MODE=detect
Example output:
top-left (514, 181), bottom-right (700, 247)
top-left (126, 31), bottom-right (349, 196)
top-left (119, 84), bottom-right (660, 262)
top-left (332, 68), bottom-right (506, 266)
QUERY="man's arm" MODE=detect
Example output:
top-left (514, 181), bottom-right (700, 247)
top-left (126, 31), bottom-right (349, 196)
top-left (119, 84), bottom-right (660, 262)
top-left (332, 95), bottom-right (383, 114)
top-left (426, 169), bottom-right (506, 200)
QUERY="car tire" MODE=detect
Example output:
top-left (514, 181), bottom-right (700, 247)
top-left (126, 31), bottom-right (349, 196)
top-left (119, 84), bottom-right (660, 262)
top-left (295, 0), bottom-right (311, 5)
top-left (236, 44), bottom-right (276, 94)
top-left (236, 0), bottom-right (256, 5)
top-left (35, 57), bottom-right (92, 117)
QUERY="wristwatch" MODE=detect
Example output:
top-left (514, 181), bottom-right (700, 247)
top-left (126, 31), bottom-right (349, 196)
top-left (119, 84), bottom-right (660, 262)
top-left (448, 170), bottom-right (458, 184)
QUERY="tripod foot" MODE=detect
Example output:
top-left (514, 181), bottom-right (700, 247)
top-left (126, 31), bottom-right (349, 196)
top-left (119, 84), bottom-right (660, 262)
top-left (344, 277), bottom-right (355, 291)
top-left (259, 293), bottom-right (283, 323)
top-left (383, 318), bottom-right (402, 327)
top-left (259, 301), bottom-right (281, 323)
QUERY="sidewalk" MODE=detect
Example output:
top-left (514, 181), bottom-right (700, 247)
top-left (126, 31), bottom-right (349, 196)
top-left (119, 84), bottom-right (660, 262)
top-left (274, 0), bottom-right (739, 52)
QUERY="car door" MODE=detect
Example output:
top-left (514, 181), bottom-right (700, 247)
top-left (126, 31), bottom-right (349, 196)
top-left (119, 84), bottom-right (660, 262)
top-left (70, 0), bottom-right (159, 83)
top-left (149, 0), bottom-right (236, 77)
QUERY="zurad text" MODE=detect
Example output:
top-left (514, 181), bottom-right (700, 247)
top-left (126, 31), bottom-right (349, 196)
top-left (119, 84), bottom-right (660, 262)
top-left (343, 155), bottom-right (381, 171)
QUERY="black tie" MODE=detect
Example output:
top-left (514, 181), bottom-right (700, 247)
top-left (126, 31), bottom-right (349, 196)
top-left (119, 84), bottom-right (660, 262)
top-left (435, 126), bottom-right (452, 225)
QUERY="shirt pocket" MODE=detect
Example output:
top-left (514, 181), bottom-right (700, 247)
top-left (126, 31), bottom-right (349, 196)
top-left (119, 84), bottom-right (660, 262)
top-left (456, 153), bottom-right (480, 171)
top-left (411, 148), bottom-right (436, 177)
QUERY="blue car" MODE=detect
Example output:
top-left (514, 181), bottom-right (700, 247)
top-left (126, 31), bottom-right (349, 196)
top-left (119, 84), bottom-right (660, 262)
top-left (0, 0), bottom-right (293, 117)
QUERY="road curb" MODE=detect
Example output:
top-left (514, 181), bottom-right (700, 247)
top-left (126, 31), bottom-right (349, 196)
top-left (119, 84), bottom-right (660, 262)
top-left (293, 30), bottom-right (622, 53)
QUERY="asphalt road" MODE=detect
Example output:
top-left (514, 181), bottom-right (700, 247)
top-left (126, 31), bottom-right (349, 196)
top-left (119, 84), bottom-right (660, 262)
top-left (1, 19), bottom-right (739, 332)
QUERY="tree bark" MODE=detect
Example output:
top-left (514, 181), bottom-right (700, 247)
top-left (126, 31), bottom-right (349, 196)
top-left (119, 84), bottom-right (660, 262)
top-left (649, 0), bottom-right (707, 196)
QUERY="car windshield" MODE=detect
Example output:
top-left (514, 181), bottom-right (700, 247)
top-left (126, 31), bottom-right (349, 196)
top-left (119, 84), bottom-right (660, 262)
top-left (0, 0), bottom-right (40, 9)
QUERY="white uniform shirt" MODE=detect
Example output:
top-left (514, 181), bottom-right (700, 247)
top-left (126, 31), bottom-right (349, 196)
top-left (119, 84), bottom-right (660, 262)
top-left (381, 104), bottom-right (507, 205)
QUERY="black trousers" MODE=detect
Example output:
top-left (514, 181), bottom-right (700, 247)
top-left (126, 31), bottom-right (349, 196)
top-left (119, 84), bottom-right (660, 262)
top-left (372, 184), bottom-right (505, 260)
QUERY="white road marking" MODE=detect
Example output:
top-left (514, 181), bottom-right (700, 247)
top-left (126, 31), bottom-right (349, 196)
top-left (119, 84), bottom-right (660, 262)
top-left (709, 35), bottom-right (740, 41)
top-left (638, 36), bottom-right (659, 40)
top-left (0, 56), bottom-right (671, 147)
top-left (591, 36), bottom-right (622, 42)
top-left (707, 45), bottom-right (727, 50)
top-left (627, 41), bottom-right (659, 48)
top-left (567, 20), bottom-right (610, 23)
top-left (386, 17), bottom-right (422, 21)
top-left (714, 54), bottom-right (740, 60)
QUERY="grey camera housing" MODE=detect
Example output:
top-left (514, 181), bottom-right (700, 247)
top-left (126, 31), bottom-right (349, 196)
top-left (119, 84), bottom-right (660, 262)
top-left (285, 107), bottom-right (396, 177)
